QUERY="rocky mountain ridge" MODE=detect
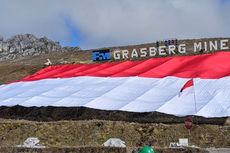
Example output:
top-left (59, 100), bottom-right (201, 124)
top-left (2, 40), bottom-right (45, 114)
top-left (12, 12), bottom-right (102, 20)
top-left (0, 34), bottom-right (81, 61)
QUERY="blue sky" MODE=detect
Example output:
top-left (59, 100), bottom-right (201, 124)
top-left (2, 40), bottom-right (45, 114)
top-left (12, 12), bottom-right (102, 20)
top-left (0, 0), bottom-right (229, 49)
top-left (62, 16), bottom-right (83, 47)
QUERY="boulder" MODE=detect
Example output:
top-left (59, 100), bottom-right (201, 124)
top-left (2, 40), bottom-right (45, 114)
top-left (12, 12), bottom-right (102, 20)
top-left (103, 138), bottom-right (126, 148)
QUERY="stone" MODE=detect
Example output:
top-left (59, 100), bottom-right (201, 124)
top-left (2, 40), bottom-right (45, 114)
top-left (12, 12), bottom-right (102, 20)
top-left (103, 138), bottom-right (126, 148)
top-left (169, 142), bottom-right (183, 149)
top-left (225, 117), bottom-right (230, 125)
top-left (17, 137), bottom-right (46, 148)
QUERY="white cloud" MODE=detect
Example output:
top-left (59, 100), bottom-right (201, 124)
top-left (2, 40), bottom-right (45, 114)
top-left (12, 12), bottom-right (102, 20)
top-left (0, 0), bottom-right (229, 49)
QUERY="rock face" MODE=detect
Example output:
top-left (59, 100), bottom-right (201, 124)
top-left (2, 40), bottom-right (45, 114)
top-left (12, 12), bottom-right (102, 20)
top-left (0, 34), bottom-right (80, 61)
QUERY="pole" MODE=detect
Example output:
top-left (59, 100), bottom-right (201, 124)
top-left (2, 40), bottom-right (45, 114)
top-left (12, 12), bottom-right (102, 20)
top-left (192, 78), bottom-right (198, 125)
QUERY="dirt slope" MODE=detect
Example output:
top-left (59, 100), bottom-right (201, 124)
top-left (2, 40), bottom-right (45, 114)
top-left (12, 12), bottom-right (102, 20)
top-left (0, 119), bottom-right (229, 148)
top-left (0, 147), bottom-right (208, 153)
top-left (0, 106), bottom-right (227, 125)
top-left (0, 50), bottom-right (94, 84)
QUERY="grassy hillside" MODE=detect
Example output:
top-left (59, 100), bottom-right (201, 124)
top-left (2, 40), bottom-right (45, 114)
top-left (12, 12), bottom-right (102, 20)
top-left (0, 51), bottom-right (92, 84)
top-left (0, 119), bottom-right (229, 148)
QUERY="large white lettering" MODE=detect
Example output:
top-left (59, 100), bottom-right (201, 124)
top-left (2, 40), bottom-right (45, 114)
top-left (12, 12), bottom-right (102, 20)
top-left (131, 49), bottom-right (138, 58)
top-left (204, 42), bottom-right (208, 51)
top-left (140, 48), bottom-right (147, 57)
top-left (194, 40), bottom-right (229, 52)
top-left (112, 39), bottom-right (229, 61)
top-left (194, 42), bottom-right (202, 52)
top-left (178, 44), bottom-right (186, 53)
top-left (122, 50), bottom-right (129, 59)
top-left (209, 41), bottom-right (218, 51)
top-left (158, 46), bottom-right (167, 56)
top-left (113, 50), bottom-right (121, 60)
top-left (168, 45), bottom-right (176, 55)
top-left (220, 39), bottom-right (229, 50)
top-left (149, 47), bottom-right (157, 56)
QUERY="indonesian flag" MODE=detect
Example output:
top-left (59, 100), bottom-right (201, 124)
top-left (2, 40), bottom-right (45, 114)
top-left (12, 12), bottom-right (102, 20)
top-left (0, 51), bottom-right (230, 118)
top-left (178, 79), bottom-right (197, 115)
top-left (179, 79), bottom-right (194, 96)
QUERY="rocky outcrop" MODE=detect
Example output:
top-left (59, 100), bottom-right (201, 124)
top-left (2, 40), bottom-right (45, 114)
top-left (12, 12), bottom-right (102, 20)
top-left (0, 34), bottom-right (81, 61)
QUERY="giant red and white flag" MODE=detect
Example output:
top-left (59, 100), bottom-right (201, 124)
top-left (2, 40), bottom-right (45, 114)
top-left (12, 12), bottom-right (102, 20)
top-left (0, 51), bottom-right (230, 117)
